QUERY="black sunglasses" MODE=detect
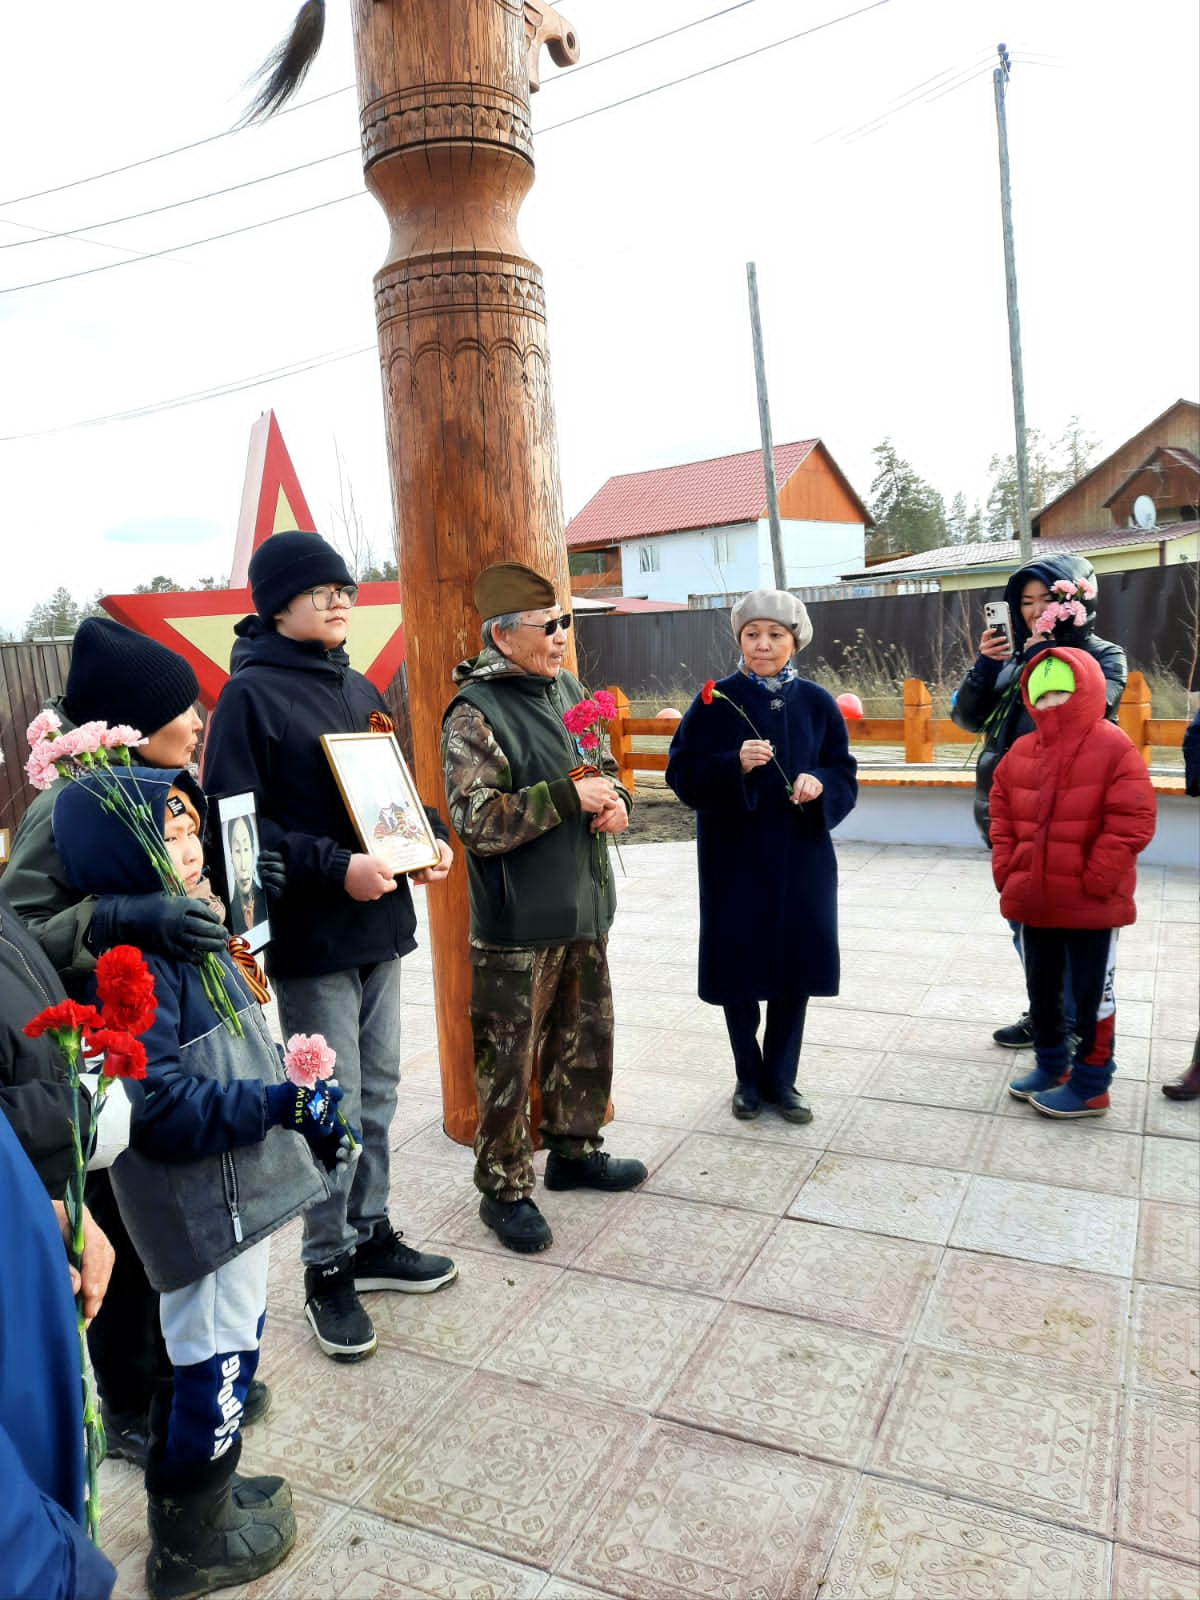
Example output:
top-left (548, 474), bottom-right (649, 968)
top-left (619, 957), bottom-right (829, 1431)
top-left (520, 614), bottom-right (572, 637)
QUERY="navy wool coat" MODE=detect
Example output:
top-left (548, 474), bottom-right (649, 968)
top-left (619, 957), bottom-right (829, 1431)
top-left (666, 671), bottom-right (858, 1005)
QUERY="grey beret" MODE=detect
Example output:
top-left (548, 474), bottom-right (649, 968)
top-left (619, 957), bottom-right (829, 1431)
top-left (730, 589), bottom-right (813, 653)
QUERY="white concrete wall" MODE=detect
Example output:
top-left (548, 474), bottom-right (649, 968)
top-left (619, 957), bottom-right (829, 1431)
top-left (620, 518), bottom-right (867, 602)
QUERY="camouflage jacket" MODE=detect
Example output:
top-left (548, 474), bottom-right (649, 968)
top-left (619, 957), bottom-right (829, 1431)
top-left (442, 649), bottom-right (631, 947)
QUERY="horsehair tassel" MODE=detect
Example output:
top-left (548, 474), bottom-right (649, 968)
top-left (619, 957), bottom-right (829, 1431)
top-left (227, 938), bottom-right (271, 1005)
top-left (240, 1), bottom-right (326, 126)
top-left (368, 710), bottom-right (395, 734)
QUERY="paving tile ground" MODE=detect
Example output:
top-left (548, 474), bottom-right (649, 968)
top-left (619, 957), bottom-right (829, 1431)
top-left (99, 841), bottom-right (1200, 1598)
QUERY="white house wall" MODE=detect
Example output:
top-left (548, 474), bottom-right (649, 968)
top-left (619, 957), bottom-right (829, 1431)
top-left (618, 519), bottom-right (866, 602)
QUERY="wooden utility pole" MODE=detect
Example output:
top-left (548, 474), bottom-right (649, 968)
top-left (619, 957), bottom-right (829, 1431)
top-left (349, 0), bottom-right (579, 1143)
top-left (993, 43), bottom-right (1033, 563)
top-left (746, 262), bottom-right (788, 590)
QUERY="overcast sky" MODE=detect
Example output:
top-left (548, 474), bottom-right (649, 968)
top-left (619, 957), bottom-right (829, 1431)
top-left (1, 0), bottom-right (1196, 637)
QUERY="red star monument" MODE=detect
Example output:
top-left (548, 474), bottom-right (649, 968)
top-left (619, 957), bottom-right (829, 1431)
top-left (101, 412), bottom-right (406, 708)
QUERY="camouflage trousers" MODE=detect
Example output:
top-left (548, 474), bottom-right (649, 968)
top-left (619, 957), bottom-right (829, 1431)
top-left (471, 937), bottom-right (614, 1202)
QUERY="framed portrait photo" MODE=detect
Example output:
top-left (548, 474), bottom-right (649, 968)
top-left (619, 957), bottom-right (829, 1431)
top-left (216, 793), bottom-right (272, 955)
top-left (320, 732), bottom-right (441, 877)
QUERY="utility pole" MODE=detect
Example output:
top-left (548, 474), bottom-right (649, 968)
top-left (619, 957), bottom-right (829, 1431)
top-left (746, 262), bottom-right (788, 589)
top-left (993, 42), bottom-right (1033, 562)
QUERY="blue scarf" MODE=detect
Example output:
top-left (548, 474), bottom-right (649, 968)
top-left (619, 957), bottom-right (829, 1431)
top-left (742, 660), bottom-right (798, 694)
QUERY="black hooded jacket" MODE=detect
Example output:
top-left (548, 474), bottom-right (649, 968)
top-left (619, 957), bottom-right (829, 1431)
top-left (951, 553), bottom-right (1127, 845)
top-left (202, 617), bottom-right (448, 979)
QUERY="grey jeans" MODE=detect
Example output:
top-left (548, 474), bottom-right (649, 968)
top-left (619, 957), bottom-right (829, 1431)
top-left (276, 959), bottom-right (402, 1268)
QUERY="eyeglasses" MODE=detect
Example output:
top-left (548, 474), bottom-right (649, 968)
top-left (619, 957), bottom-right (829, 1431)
top-left (520, 614), bottom-right (572, 636)
top-left (301, 585), bottom-right (359, 610)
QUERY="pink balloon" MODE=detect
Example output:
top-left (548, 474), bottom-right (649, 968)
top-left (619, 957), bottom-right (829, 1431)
top-left (836, 692), bottom-right (864, 720)
top-left (655, 707), bottom-right (683, 720)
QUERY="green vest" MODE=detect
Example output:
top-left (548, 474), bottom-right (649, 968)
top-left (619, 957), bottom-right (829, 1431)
top-left (449, 669), bottom-right (618, 947)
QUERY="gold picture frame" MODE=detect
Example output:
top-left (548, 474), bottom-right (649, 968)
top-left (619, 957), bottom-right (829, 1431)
top-left (320, 732), bottom-right (441, 877)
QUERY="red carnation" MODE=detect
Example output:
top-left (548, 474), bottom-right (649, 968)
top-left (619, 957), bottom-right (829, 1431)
top-left (24, 1000), bottom-right (102, 1040)
top-left (83, 1029), bottom-right (148, 1081)
top-left (701, 680), bottom-right (716, 705)
top-left (95, 945), bottom-right (157, 1036)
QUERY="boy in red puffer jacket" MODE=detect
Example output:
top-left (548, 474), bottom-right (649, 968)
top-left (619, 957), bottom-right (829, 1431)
top-left (990, 647), bottom-right (1156, 1119)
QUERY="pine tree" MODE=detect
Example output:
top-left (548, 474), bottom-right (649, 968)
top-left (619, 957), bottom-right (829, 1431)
top-left (867, 439), bottom-right (947, 556)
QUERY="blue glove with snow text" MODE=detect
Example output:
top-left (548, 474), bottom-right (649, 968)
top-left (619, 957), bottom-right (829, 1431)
top-left (265, 1079), bottom-right (343, 1142)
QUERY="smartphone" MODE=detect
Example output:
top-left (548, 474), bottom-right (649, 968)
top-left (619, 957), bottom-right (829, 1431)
top-left (983, 600), bottom-right (1014, 655)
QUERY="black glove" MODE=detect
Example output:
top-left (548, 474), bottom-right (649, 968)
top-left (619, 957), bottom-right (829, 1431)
top-left (310, 1122), bottom-right (362, 1173)
top-left (90, 893), bottom-right (228, 963)
top-left (256, 849), bottom-right (287, 901)
top-left (265, 1078), bottom-right (343, 1137)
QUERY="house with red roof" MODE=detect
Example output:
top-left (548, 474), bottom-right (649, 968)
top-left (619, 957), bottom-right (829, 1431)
top-left (566, 440), bottom-right (871, 605)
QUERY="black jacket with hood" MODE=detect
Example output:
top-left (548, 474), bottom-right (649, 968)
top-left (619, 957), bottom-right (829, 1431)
top-left (951, 552), bottom-right (1127, 845)
top-left (202, 617), bottom-right (448, 979)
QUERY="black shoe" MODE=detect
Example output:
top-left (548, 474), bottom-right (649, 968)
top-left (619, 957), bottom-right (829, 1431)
top-left (354, 1218), bottom-right (458, 1294)
top-left (102, 1405), bottom-right (152, 1469)
top-left (478, 1195), bottom-right (553, 1252)
top-left (241, 1378), bottom-right (270, 1429)
top-left (303, 1254), bottom-right (377, 1362)
top-left (1163, 1061), bottom-right (1200, 1101)
top-left (543, 1151), bottom-right (648, 1192)
top-left (145, 1439), bottom-right (295, 1600)
top-left (993, 1014), bottom-right (1035, 1048)
top-left (776, 1087), bottom-right (813, 1125)
top-left (731, 1086), bottom-right (762, 1120)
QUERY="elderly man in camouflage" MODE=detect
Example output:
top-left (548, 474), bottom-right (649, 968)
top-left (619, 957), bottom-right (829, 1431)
top-left (442, 562), bottom-right (647, 1251)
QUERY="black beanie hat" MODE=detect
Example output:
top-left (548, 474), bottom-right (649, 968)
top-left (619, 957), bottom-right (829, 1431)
top-left (248, 532), bottom-right (353, 622)
top-left (65, 618), bottom-right (199, 736)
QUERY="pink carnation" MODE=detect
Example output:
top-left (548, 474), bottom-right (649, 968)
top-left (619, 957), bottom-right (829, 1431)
top-left (283, 1032), bottom-right (336, 1088)
top-left (562, 700), bottom-right (598, 735)
top-left (25, 741), bottom-right (65, 792)
top-left (102, 725), bottom-right (147, 751)
top-left (26, 709), bottom-right (62, 745)
top-left (1079, 580), bottom-right (1096, 600)
top-left (592, 691), bottom-right (617, 720)
top-left (578, 731), bottom-right (600, 752)
top-left (51, 729), bottom-right (83, 759)
top-left (73, 721), bottom-right (107, 755)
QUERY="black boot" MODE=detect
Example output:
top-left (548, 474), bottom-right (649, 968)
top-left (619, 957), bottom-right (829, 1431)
top-left (147, 1384), bottom-right (287, 1512)
top-left (145, 1437), bottom-right (295, 1600)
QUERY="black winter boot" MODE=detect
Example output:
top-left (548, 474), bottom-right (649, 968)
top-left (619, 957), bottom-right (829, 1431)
top-left (145, 1437), bottom-right (295, 1600)
top-left (147, 1384), bottom-right (288, 1512)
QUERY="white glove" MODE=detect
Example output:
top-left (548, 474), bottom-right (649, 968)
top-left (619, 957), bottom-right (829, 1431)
top-left (79, 1073), bottom-right (134, 1171)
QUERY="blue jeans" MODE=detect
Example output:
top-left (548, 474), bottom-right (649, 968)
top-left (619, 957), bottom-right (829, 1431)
top-left (276, 960), bottom-right (402, 1267)
top-left (1009, 920), bottom-right (1076, 1031)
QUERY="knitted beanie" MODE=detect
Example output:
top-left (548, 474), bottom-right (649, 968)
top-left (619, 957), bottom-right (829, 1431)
top-left (1026, 654), bottom-right (1077, 705)
top-left (730, 589), bottom-right (813, 653)
top-left (64, 618), bottom-right (199, 736)
top-left (248, 532), bottom-right (353, 622)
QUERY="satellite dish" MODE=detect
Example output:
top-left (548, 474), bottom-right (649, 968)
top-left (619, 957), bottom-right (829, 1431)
top-left (1132, 494), bottom-right (1157, 530)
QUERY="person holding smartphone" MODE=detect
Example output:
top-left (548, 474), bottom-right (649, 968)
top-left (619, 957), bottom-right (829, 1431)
top-left (951, 553), bottom-right (1128, 1047)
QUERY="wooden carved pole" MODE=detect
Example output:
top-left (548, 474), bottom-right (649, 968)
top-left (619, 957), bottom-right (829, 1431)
top-left (350, 0), bottom-right (579, 1143)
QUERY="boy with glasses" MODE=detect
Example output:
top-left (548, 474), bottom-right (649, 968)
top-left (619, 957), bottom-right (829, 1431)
top-left (203, 533), bottom-right (458, 1363)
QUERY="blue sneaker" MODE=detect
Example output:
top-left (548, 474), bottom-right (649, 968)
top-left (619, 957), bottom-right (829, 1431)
top-left (1029, 1082), bottom-right (1110, 1119)
top-left (1007, 1065), bottom-right (1069, 1101)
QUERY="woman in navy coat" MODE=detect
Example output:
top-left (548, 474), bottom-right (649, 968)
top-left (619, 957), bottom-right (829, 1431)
top-left (666, 590), bottom-right (858, 1123)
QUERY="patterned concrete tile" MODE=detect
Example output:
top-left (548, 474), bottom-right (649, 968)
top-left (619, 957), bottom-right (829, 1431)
top-left (1136, 1203), bottom-right (1200, 1290)
top-left (367, 1243), bottom-right (563, 1367)
top-left (537, 1581), bottom-right (621, 1600)
top-left (386, 1157), bottom-right (476, 1240)
top-left (734, 1219), bottom-right (939, 1339)
top-left (803, 1006), bottom-right (906, 1052)
top-left (1144, 1089), bottom-right (1200, 1142)
top-left (830, 1098), bottom-right (990, 1171)
top-left (981, 1117), bottom-right (1143, 1196)
top-left (917, 1249), bottom-right (1126, 1383)
top-left (362, 1372), bottom-right (641, 1569)
top-left (239, 1336), bottom-right (468, 1503)
top-left (869, 1053), bottom-right (1007, 1111)
top-left (607, 1068), bottom-right (726, 1130)
top-left (1114, 1035), bottom-right (1152, 1080)
top-left (952, 1175), bottom-right (1139, 1276)
top-left (695, 1085), bottom-right (854, 1148)
top-left (789, 1042), bottom-right (881, 1096)
top-left (560, 1419), bottom-right (854, 1600)
top-left (1140, 1137), bottom-right (1200, 1204)
top-left (482, 1272), bottom-right (718, 1410)
top-left (892, 1014), bottom-right (1012, 1064)
top-left (872, 1348), bottom-right (1120, 1535)
top-left (394, 1117), bottom-right (474, 1166)
top-left (828, 977), bottom-right (930, 1015)
top-left (1117, 1394), bottom-right (1200, 1563)
top-left (660, 1303), bottom-right (902, 1467)
top-left (254, 1503), bottom-right (547, 1598)
top-left (1121, 1001), bottom-right (1156, 1039)
top-left (788, 1153), bottom-right (969, 1245)
top-left (822, 1477), bottom-right (1111, 1599)
top-left (1110, 1545), bottom-right (1200, 1599)
top-left (645, 1130), bottom-right (818, 1213)
top-left (574, 1192), bottom-right (775, 1297)
top-left (1128, 1283), bottom-right (1200, 1402)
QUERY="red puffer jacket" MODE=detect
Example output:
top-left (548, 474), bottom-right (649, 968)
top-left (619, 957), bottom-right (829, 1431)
top-left (990, 647), bottom-right (1156, 928)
